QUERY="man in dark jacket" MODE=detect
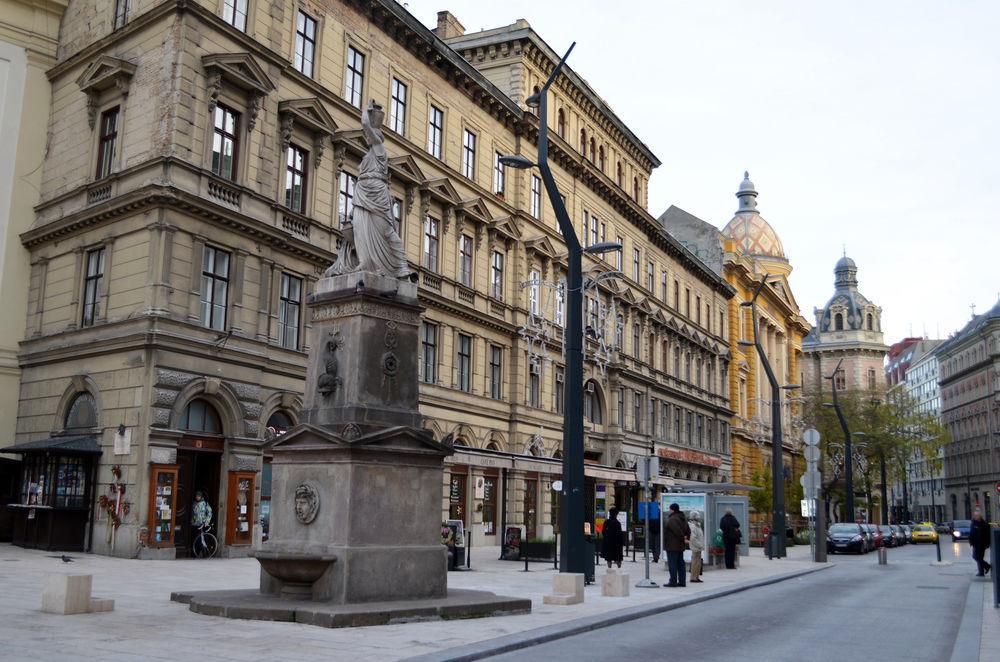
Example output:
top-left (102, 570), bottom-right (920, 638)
top-left (720, 508), bottom-right (742, 569)
top-left (663, 503), bottom-right (691, 587)
top-left (969, 510), bottom-right (992, 576)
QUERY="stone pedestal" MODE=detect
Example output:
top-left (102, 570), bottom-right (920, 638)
top-left (543, 573), bottom-right (585, 605)
top-left (600, 569), bottom-right (630, 597)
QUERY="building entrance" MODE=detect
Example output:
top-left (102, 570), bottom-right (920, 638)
top-left (174, 444), bottom-right (222, 558)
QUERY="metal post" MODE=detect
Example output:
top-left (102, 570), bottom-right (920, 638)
top-left (828, 360), bottom-right (854, 521)
top-left (636, 456), bottom-right (657, 587)
top-left (815, 500), bottom-right (827, 562)
top-left (931, 482), bottom-right (942, 563)
top-left (880, 451), bottom-right (889, 525)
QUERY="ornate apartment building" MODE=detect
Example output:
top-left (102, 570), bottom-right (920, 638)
top-left (5, 1), bottom-right (733, 558)
top-left (935, 301), bottom-right (1000, 522)
top-left (662, 173), bottom-right (810, 528)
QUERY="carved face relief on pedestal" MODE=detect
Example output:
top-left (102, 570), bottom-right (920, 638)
top-left (294, 483), bottom-right (319, 524)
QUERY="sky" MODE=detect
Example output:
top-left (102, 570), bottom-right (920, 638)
top-left (406, 0), bottom-right (1000, 343)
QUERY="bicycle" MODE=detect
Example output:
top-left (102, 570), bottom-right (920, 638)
top-left (192, 522), bottom-right (218, 559)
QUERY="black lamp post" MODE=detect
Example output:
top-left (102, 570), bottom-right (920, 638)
top-left (739, 276), bottom-right (797, 559)
top-left (824, 359), bottom-right (854, 522)
top-left (501, 42), bottom-right (621, 575)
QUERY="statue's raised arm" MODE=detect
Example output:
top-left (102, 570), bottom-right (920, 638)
top-left (361, 100), bottom-right (384, 150)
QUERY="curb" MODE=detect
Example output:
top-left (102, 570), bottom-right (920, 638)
top-left (949, 580), bottom-right (983, 662)
top-left (406, 563), bottom-right (833, 662)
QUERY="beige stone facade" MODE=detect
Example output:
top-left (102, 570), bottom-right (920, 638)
top-left (9, 1), bottom-right (732, 557)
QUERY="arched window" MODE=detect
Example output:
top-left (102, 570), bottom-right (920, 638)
top-left (597, 146), bottom-right (605, 172)
top-left (589, 138), bottom-right (596, 162)
top-left (633, 177), bottom-right (640, 200)
top-left (557, 108), bottom-right (566, 138)
top-left (64, 392), bottom-right (98, 430)
top-left (530, 85), bottom-right (540, 115)
top-left (180, 399), bottom-right (223, 434)
top-left (266, 411), bottom-right (293, 439)
top-left (866, 313), bottom-right (873, 330)
top-left (834, 313), bottom-right (844, 331)
top-left (486, 441), bottom-right (501, 452)
top-left (616, 162), bottom-right (623, 187)
top-left (580, 129), bottom-right (587, 157)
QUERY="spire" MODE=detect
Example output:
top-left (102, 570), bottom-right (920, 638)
top-left (736, 171), bottom-right (758, 213)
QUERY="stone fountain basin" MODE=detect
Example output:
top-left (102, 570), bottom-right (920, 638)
top-left (250, 550), bottom-right (337, 586)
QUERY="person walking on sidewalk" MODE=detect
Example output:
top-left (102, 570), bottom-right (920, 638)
top-left (601, 506), bottom-right (625, 569)
top-left (688, 511), bottom-right (705, 583)
top-left (720, 508), bottom-right (742, 570)
top-left (969, 510), bottom-right (992, 577)
top-left (663, 503), bottom-right (691, 587)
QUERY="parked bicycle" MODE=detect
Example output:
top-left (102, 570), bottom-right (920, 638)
top-left (192, 522), bottom-right (218, 559)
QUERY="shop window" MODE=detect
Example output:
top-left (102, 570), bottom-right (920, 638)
top-left (449, 473), bottom-right (467, 524)
top-left (225, 471), bottom-right (255, 545)
top-left (180, 399), bottom-right (223, 434)
top-left (20, 454), bottom-right (89, 508)
top-left (482, 475), bottom-right (497, 535)
top-left (64, 392), bottom-right (98, 430)
top-left (148, 465), bottom-right (179, 547)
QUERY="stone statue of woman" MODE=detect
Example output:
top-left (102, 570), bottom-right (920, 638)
top-left (326, 100), bottom-right (413, 280)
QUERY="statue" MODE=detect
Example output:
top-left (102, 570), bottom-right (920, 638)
top-left (327, 100), bottom-right (413, 280)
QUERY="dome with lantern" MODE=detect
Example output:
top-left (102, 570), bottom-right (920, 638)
top-left (721, 172), bottom-right (787, 266)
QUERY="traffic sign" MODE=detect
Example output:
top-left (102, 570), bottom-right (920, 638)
top-left (995, 481), bottom-right (1000, 494)
top-left (800, 499), bottom-right (816, 517)
top-left (800, 470), bottom-right (821, 497)
top-left (803, 428), bottom-right (821, 446)
top-left (804, 445), bottom-right (821, 463)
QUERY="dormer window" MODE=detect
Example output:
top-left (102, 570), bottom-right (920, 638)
top-left (834, 313), bottom-right (844, 331)
top-left (866, 313), bottom-right (873, 330)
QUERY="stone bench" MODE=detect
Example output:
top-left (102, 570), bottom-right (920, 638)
top-left (42, 574), bottom-right (115, 615)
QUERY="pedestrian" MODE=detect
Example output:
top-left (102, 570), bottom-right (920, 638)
top-left (663, 503), bottom-right (691, 587)
top-left (688, 511), bottom-right (705, 583)
top-left (601, 506), bottom-right (625, 569)
top-left (720, 507), bottom-right (742, 570)
top-left (969, 510), bottom-right (992, 577)
top-left (649, 514), bottom-right (661, 564)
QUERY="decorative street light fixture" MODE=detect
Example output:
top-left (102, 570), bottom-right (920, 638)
top-left (500, 42), bottom-right (623, 575)
top-left (738, 275), bottom-right (798, 558)
top-left (823, 358), bottom-right (855, 522)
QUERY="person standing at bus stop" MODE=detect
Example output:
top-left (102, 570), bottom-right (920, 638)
top-left (663, 503), bottom-right (691, 587)
top-left (720, 508), bottom-right (742, 570)
top-left (688, 511), bottom-right (705, 583)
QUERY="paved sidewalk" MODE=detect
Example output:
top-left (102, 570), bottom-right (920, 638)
top-left (981, 579), bottom-right (1000, 660)
top-left (0, 543), bottom-right (817, 661)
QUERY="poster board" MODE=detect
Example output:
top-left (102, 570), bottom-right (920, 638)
top-left (661, 492), bottom-right (708, 563)
top-left (501, 526), bottom-right (522, 560)
top-left (446, 518), bottom-right (466, 548)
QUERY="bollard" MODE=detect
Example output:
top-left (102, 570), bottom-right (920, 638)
top-left (553, 537), bottom-right (558, 570)
top-left (466, 531), bottom-right (472, 569)
top-left (878, 547), bottom-right (887, 565)
top-left (523, 548), bottom-right (530, 572)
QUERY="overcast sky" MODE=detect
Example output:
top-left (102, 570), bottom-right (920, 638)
top-left (408, 0), bottom-right (999, 343)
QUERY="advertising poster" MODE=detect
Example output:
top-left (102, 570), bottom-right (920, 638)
top-left (595, 484), bottom-right (607, 534)
top-left (660, 493), bottom-right (708, 562)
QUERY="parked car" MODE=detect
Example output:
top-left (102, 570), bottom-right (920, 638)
top-left (827, 522), bottom-right (868, 554)
top-left (911, 524), bottom-right (939, 543)
top-left (878, 524), bottom-right (896, 548)
top-left (936, 521), bottom-right (951, 534)
top-left (891, 524), bottom-right (907, 545)
top-left (900, 524), bottom-right (913, 542)
top-left (951, 519), bottom-right (972, 541)
top-left (864, 523), bottom-right (883, 549)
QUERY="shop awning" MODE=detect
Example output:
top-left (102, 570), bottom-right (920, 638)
top-left (666, 480), bottom-right (760, 493)
top-left (0, 435), bottom-right (102, 455)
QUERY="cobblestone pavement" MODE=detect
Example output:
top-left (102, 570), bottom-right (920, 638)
top-left (0, 542), bottom-right (816, 661)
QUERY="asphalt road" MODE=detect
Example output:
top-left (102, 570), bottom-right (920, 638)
top-left (491, 536), bottom-right (983, 662)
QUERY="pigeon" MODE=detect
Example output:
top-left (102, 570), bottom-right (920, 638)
top-left (61, 555), bottom-right (73, 563)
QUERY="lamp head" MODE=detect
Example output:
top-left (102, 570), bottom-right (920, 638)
top-left (583, 241), bottom-right (622, 255)
top-left (525, 92), bottom-right (541, 108)
top-left (498, 154), bottom-right (535, 169)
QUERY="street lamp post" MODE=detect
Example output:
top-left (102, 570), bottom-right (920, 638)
top-left (501, 42), bottom-right (620, 576)
top-left (824, 359), bottom-right (854, 522)
top-left (739, 276), bottom-right (796, 559)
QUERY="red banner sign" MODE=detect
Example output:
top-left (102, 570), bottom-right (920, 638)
top-left (657, 447), bottom-right (722, 468)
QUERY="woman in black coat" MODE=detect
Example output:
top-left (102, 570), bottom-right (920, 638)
top-left (601, 507), bottom-right (625, 568)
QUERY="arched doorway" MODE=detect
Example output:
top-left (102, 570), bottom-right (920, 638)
top-left (175, 398), bottom-right (224, 557)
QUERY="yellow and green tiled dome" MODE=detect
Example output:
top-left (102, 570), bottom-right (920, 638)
top-left (721, 172), bottom-right (787, 262)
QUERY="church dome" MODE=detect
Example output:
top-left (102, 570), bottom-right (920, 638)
top-left (721, 171), bottom-right (787, 262)
top-left (816, 254), bottom-right (879, 333)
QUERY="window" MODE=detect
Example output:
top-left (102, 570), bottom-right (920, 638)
top-left (615, 314), bottom-right (624, 349)
top-left (632, 248), bottom-right (640, 282)
top-left (661, 271), bottom-right (668, 302)
top-left (674, 280), bottom-right (680, 310)
top-left (81, 247), bottom-right (106, 327)
top-left (457, 334), bottom-right (472, 392)
top-left (720, 310), bottom-right (725, 338)
top-left (697, 415), bottom-right (704, 447)
top-left (647, 261), bottom-right (654, 291)
top-left (867, 313), bottom-right (874, 330)
top-left (494, 152), bottom-right (506, 195)
top-left (181, 399), bottom-right (223, 434)
top-left (96, 107), bottom-right (119, 179)
top-left (530, 175), bottom-right (542, 219)
top-left (580, 128), bottom-right (587, 156)
top-left (65, 392), bottom-right (98, 430)
top-left (685, 288), bottom-right (691, 317)
top-left (674, 407), bottom-right (681, 441)
top-left (278, 274), bottom-right (302, 350)
top-left (462, 129), bottom-right (477, 179)
top-left (834, 313), bottom-right (844, 331)
top-left (582, 212), bottom-right (590, 247)
top-left (650, 398), bottom-right (657, 437)
top-left (589, 138), bottom-right (596, 162)
top-left (584, 382), bottom-right (602, 424)
top-left (632, 324), bottom-right (640, 357)
top-left (868, 368), bottom-right (877, 390)
top-left (490, 345), bottom-right (503, 399)
top-left (427, 105), bottom-right (444, 158)
top-left (616, 162), bottom-right (623, 188)
top-left (686, 411), bottom-right (694, 444)
top-left (482, 476), bottom-right (497, 535)
top-left (634, 391), bottom-right (642, 433)
top-left (421, 322), bottom-right (437, 383)
top-left (343, 46), bottom-right (366, 107)
top-left (113, 0), bottom-right (130, 29)
top-left (555, 288), bottom-right (565, 327)
top-left (617, 388), bottom-right (625, 428)
top-left (294, 11), bottom-right (317, 77)
top-left (337, 171), bottom-right (356, 227)
top-left (200, 246), bottom-right (230, 331)
top-left (284, 144), bottom-right (308, 213)
top-left (529, 363), bottom-right (540, 407)
top-left (389, 78), bottom-right (407, 135)
top-left (696, 296), bottom-right (702, 326)
top-left (458, 234), bottom-right (473, 287)
top-left (223, 0), bottom-right (248, 31)
top-left (557, 108), bottom-right (566, 138)
top-left (590, 214), bottom-right (599, 247)
top-left (490, 251), bottom-right (504, 300)
top-left (423, 216), bottom-right (440, 271)
top-left (633, 177), bottom-right (640, 200)
top-left (555, 366), bottom-right (564, 413)
top-left (674, 347), bottom-right (681, 376)
top-left (616, 236), bottom-right (624, 271)
top-left (834, 368), bottom-right (846, 391)
top-left (528, 269), bottom-right (540, 316)
top-left (392, 197), bottom-right (402, 234)
top-left (211, 105), bottom-right (240, 180)
top-left (598, 146), bottom-right (605, 172)
top-left (587, 297), bottom-right (599, 330)
top-left (661, 403), bottom-right (669, 439)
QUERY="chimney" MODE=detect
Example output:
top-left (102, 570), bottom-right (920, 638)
top-left (434, 11), bottom-right (465, 39)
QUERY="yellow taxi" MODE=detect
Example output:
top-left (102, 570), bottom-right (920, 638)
top-left (911, 524), bottom-right (938, 543)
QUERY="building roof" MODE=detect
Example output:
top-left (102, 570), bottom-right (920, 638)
top-left (720, 172), bottom-right (787, 262)
top-left (814, 254), bottom-right (876, 332)
top-left (1, 435), bottom-right (102, 455)
top-left (934, 299), bottom-right (1000, 357)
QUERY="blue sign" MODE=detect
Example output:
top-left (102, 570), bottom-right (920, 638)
top-left (638, 501), bottom-right (660, 520)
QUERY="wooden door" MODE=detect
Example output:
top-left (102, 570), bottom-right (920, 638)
top-left (524, 479), bottom-right (538, 540)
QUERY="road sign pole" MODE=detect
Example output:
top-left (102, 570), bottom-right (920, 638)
top-left (636, 456), bottom-right (657, 588)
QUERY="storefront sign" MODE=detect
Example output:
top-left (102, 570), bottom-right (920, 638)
top-left (657, 447), bottom-right (722, 468)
